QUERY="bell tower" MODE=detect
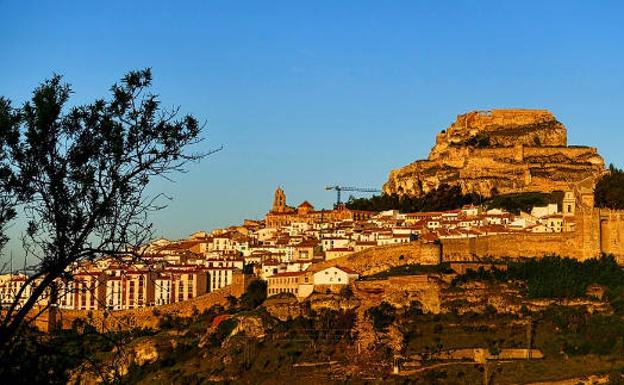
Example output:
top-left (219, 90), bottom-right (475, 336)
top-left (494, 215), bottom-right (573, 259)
top-left (272, 187), bottom-right (287, 213)
top-left (563, 191), bottom-right (575, 217)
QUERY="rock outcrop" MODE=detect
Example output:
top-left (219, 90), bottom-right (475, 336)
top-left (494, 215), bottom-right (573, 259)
top-left (384, 109), bottom-right (605, 197)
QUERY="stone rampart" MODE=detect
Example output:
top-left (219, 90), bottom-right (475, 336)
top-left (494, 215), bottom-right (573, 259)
top-left (308, 241), bottom-right (441, 275)
top-left (599, 209), bottom-right (624, 263)
top-left (441, 233), bottom-right (584, 261)
top-left (440, 208), bottom-right (624, 263)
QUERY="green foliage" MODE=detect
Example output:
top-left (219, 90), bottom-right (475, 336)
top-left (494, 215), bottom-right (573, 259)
top-left (346, 184), bottom-right (482, 213)
top-left (453, 255), bottom-right (624, 300)
top-left (226, 295), bottom-right (239, 309)
top-left (608, 369), bottom-right (624, 384)
top-left (0, 324), bottom-right (155, 385)
top-left (541, 306), bottom-right (624, 356)
top-left (239, 280), bottom-right (267, 310)
top-left (595, 164), bottom-right (624, 209)
top-left (485, 192), bottom-right (560, 214)
top-left (0, 69), bottom-right (207, 346)
top-left (367, 301), bottom-right (397, 332)
top-left (276, 309), bottom-right (356, 342)
top-left (158, 314), bottom-right (192, 330)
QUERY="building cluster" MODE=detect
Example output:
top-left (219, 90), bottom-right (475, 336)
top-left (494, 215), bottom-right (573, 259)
top-left (0, 188), bottom-right (578, 310)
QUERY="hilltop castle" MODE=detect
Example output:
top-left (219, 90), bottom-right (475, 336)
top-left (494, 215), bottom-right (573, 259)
top-left (384, 109), bottom-right (606, 198)
top-left (380, 109), bottom-right (624, 263)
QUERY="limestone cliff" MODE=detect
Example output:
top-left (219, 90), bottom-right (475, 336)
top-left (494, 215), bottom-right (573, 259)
top-left (384, 109), bottom-right (605, 197)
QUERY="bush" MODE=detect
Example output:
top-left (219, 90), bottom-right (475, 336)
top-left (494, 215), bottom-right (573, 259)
top-left (239, 280), bottom-right (267, 310)
top-left (214, 318), bottom-right (238, 345)
top-left (345, 184), bottom-right (482, 213)
top-left (453, 255), bottom-right (624, 300)
top-left (595, 164), bottom-right (624, 209)
top-left (367, 302), bottom-right (397, 332)
top-left (485, 192), bottom-right (558, 214)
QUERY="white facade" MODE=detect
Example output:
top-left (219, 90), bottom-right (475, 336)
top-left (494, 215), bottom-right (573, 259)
top-left (313, 267), bottom-right (359, 286)
top-left (207, 268), bottom-right (233, 292)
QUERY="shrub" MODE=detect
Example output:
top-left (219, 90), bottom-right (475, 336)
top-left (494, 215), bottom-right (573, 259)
top-left (367, 302), bottom-right (396, 332)
top-left (595, 164), bottom-right (624, 209)
top-left (214, 318), bottom-right (238, 345)
top-left (239, 280), bottom-right (267, 310)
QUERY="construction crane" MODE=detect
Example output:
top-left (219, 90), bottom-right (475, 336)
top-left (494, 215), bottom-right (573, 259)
top-left (325, 185), bottom-right (380, 206)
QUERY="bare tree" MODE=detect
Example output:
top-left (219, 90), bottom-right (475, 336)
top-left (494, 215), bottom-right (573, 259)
top-left (0, 68), bottom-right (217, 349)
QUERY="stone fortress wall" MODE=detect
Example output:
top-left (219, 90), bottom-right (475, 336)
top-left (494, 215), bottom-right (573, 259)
top-left (440, 205), bottom-right (624, 264)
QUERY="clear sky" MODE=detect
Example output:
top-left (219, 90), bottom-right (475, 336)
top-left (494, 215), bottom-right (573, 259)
top-left (1, 1), bottom-right (623, 260)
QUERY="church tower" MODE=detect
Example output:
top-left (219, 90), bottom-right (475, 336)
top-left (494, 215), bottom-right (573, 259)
top-left (563, 191), bottom-right (575, 217)
top-left (272, 187), bottom-right (287, 213)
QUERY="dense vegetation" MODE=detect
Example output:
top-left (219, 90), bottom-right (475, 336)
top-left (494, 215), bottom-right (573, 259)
top-left (0, 319), bottom-right (156, 385)
top-left (367, 301), bottom-right (397, 332)
top-left (239, 280), bottom-right (268, 310)
top-left (9, 257), bottom-right (624, 384)
top-left (346, 184), bottom-right (482, 212)
top-left (485, 191), bottom-right (561, 214)
top-left (595, 164), bottom-right (624, 209)
top-left (346, 183), bottom-right (562, 214)
top-left (453, 254), bottom-right (624, 301)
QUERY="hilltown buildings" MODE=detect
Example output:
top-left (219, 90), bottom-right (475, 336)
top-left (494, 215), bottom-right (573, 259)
top-left (0, 187), bottom-right (578, 312)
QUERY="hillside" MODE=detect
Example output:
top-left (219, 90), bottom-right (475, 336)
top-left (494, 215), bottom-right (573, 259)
top-left (57, 256), bottom-right (624, 385)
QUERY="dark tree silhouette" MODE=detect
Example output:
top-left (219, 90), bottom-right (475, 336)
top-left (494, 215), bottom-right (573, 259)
top-left (0, 69), bottom-right (217, 349)
top-left (595, 164), bottom-right (624, 209)
top-left (346, 184), bottom-right (482, 213)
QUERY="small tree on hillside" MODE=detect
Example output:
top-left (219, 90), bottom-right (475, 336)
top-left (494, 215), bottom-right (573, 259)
top-left (239, 280), bottom-right (267, 310)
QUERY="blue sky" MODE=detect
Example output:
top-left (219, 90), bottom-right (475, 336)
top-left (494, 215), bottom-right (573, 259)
top-left (1, 1), bottom-right (623, 259)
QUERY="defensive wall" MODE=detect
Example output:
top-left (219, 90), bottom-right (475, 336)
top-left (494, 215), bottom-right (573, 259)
top-left (440, 208), bottom-right (624, 263)
top-left (309, 241), bottom-right (441, 275)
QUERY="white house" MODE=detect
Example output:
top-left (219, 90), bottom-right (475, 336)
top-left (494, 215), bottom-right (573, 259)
top-left (313, 266), bottom-right (359, 286)
top-left (531, 203), bottom-right (559, 218)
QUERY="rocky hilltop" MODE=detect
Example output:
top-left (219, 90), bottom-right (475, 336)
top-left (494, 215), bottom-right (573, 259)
top-left (383, 109), bottom-right (605, 197)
